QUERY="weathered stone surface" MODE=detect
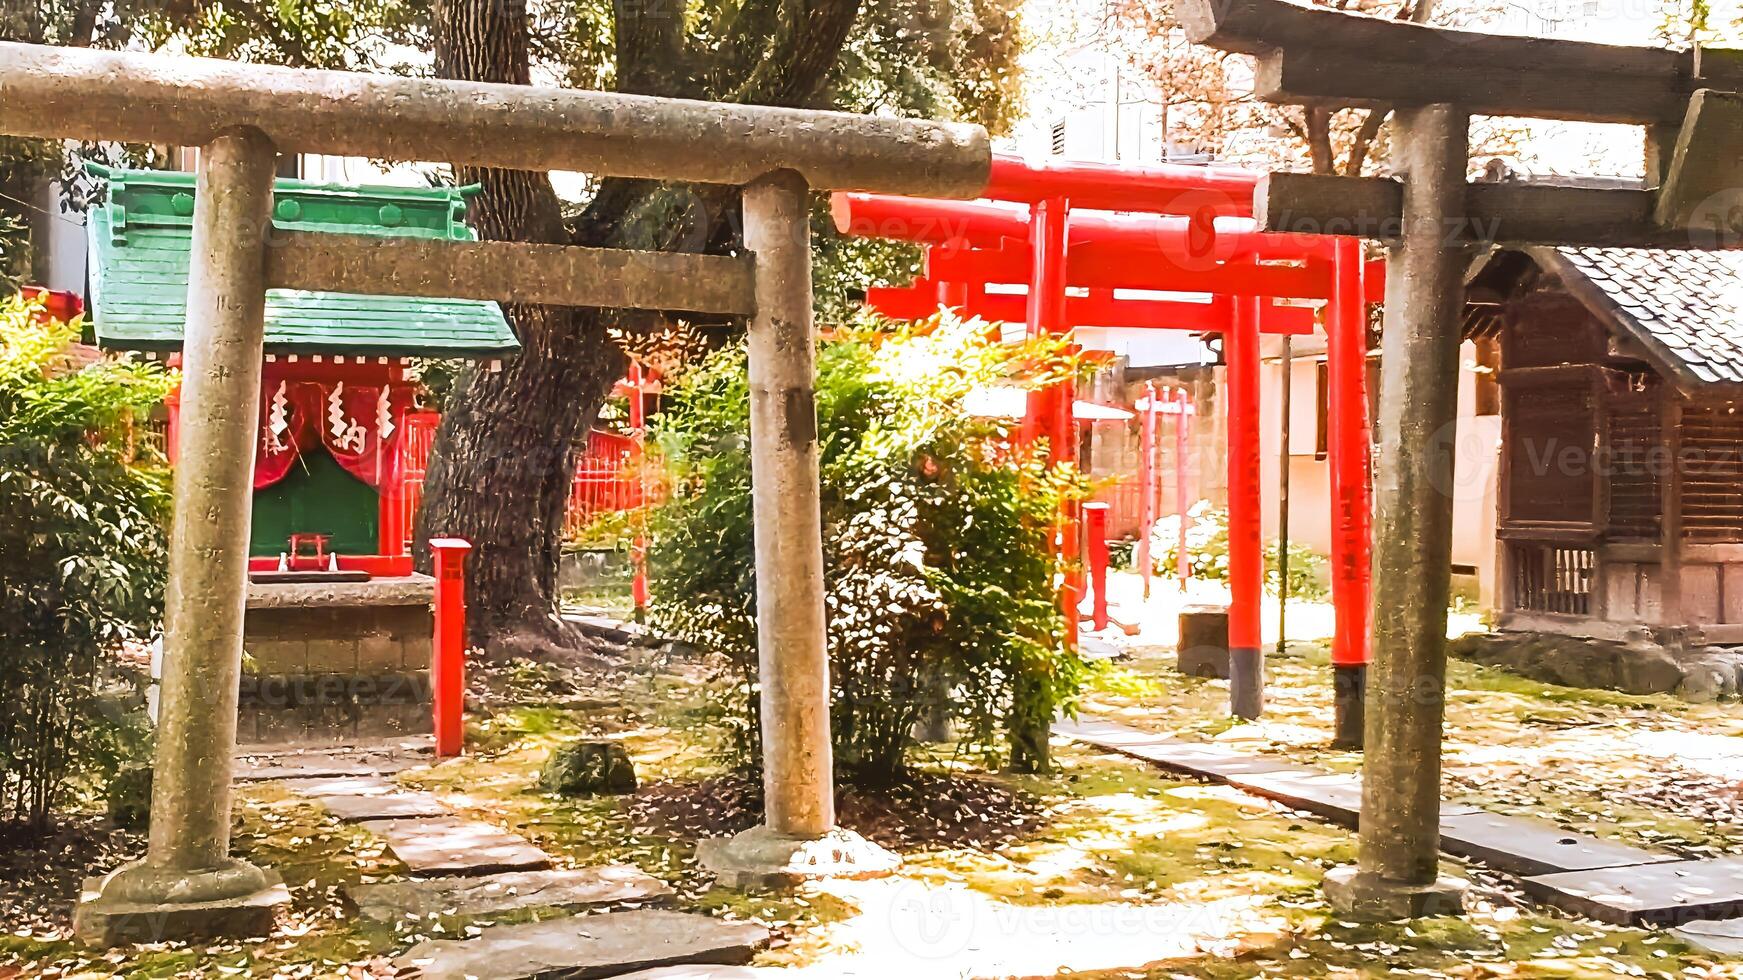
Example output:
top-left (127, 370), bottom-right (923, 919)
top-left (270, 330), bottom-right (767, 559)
top-left (246, 575), bottom-right (435, 610)
top-left (1323, 866), bottom-right (1469, 921)
top-left (317, 791), bottom-right (448, 822)
top-left (393, 909), bottom-right (770, 980)
top-left (1435, 812), bottom-right (1675, 877)
top-left (73, 872), bottom-right (290, 947)
top-left (1177, 605), bottom-right (1231, 679)
top-left (1673, 917), bottom-right (1743, 955)
top-left (541, 741), bottom-right (638, 797)
top-left (372, 817), bottom-right (553, 876)
top-left (1523, 858), bottom-right (1743, 925)
top-left (347, 866), bottom-right (675, 921)
top-left (1446, 631), bottom-right (1729, 698)
top-left (698, 826), bottom-right (900, 890)
top-left (283, 775), bottom-right (398, 797)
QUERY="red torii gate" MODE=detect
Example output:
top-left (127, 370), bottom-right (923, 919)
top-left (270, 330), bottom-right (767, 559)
top-left (833, 154), bottom-right (1376, 743)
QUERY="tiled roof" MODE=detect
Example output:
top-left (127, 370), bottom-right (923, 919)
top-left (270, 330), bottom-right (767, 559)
top-left (85, 166), bottom-right (520, 359)
top-left (1550, 246), bottom-right (1743, 386)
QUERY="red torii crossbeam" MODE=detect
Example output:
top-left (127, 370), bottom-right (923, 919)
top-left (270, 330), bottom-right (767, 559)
top-left (833, 152), bottom-right (1375, 738)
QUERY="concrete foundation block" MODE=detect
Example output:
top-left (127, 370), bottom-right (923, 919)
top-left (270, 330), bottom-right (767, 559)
top-left (697, 825), bottom-right (900, 890)
top-left (1323, 866), bottom-right (1469, 921)
top-left (1177, 604), bottom-right (1230, 679)
top-left (73, 868), bottom-right (289, 947)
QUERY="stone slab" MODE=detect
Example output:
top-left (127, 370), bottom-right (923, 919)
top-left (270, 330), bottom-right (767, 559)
top-left (348, 865), bottom-right (675, 921)
top-left (1673, 917), bottom-right (1743, 955)
top-left (318, 791), bottom-right (449, 822)
top-left (247, 573), bottom-right (435, 609)
top-left (1522, 858), bottom-right (1743, 925)
top-left (1224, 770), bottom-right (1484, 826)
top-left (283, 775), bottom-right (399, 797)
top-left (1052, 720), bottom-right (1302, 778)
top-left (372, 816), bottom-right (553, 876)
top-left (394, 908), bottom-right (770, 980)
top-left (234, 755), bottom-right (378, 782)
top-left (1437, 811), bottom-right (1677, 878)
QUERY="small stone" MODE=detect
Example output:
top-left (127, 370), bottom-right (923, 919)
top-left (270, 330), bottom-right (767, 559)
top-left (1678, 662), bottom-right (1729, 703)
top-left (540, 740), bottom-right (638, 797)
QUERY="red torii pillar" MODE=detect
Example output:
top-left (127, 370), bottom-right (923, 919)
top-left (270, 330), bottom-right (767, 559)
top-left (1328, 238), bottom-right (1372, 747)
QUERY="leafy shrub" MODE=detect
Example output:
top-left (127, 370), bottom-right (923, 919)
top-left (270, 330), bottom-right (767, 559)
top-left (1151, 503), bottom-right (1329, 600)
top-left (648, 314), bottom-right (1085, 784)
top-left (0, 294), bottom-right (171, 833)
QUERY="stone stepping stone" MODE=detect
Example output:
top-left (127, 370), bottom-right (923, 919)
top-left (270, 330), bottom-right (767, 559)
top-left (284, 775), bottom-right (400, 797)
top-left (1522, 857), bottom-right (1743, 925)
top-left (1673, 917), bottom-right (1743, 955)
top-left (1054, 720), bottom-right (1313, 779)
top-left (348, 866), bottom-right (675, 921)
top-left (318, 791), bottom-right (450, 822)
top-left (1436, 811), bottom-right (1676, 877)
top-left (1224, 770), bottom-right (1484, 826)
top-left (372, 816), bottom-right (553, 876)
top-left (394, 908), bottom-right (770, 980)
top-left (235, 755), bottom-right (379, 782)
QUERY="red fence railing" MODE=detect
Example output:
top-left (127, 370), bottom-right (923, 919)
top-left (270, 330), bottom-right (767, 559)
top-left (398, 413), bottom-right (645, 549)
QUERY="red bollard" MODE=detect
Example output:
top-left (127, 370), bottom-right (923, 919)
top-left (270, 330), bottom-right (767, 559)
top-left (1084, 502), bottom-right (1111, 631)
top-left (430, 537), bottom-right (472, 758)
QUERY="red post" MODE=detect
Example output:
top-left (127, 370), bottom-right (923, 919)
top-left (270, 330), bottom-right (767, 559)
top-left (1328, 237), bottom-right (1372, 748)
top-left (1175, 386), bottom-right (1192, 591)
top-left (1226, 297), bottom-right (1264, 720)
top-left (430, 537), bottom-right (472, 758)
top-left (1026, 196), bottom-right (1079, 646)
top-left (628, 362), bottom-right (650, 616)
top-left (1137, 381), bottom-right (1157, 598)
top-left (1085, 502), bottom-right (1111, 630)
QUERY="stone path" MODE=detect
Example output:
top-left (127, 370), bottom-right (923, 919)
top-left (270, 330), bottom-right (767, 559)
top-left (1054, 716), bottom-right (1743, 944)
top-left (238, 746), bottom-right (767, 979)
top-left (397, 909), bottom-right (769, 980)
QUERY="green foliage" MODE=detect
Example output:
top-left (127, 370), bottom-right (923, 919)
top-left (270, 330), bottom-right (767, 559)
top-left (1152, 503), bottom-right (1329, 600)
top-left (0, 294), bottom-right (171, 833)
top-left (648, 313), bottom-right (1085, 785)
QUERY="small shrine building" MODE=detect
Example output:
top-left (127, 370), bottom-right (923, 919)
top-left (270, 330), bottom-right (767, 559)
top-left (85, 165), bottom-right (519, 741)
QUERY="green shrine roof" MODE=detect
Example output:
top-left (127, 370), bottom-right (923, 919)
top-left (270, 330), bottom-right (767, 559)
top-left (85, 165), bottom-right (520, 359)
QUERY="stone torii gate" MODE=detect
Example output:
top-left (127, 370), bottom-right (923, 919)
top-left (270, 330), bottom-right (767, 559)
top-left (1178, 0), bottom-right (1743, 921)
top-left (0, 42), bottom-right (990, 943)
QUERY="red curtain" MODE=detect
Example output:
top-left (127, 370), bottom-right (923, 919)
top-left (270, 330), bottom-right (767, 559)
top-left (254, 381), bottom-right (415, 491)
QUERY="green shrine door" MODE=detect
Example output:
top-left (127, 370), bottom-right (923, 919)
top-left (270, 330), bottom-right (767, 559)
top-left (250, 449), bottom-right (379, 557)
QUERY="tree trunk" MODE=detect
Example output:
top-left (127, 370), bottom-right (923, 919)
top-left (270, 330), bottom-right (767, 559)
top-left (420, 0), bottom-right (861, 653)
top-left (421, 0), bottom-right (624, 653)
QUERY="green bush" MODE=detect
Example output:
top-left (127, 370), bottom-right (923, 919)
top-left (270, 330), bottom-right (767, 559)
top-left (0, 295), bottom-right (171, 833)
top-left (648, 314), bottom-right (1085, 784)
top-left (1152, 503), bottom-right (1329, 601)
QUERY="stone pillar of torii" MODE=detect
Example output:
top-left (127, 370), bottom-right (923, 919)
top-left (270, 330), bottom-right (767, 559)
top-left (1179, 0), bottom-right (1743, 919)
top-left (0, 42), bottom-right (987, 944)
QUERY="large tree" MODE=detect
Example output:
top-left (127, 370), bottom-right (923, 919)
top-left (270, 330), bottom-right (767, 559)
top-left (419, 0), bottom-right (1022, 653)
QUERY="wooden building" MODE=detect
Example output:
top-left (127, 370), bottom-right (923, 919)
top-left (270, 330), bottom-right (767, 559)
top-left (1471, 246), bottom-right (1743, 644)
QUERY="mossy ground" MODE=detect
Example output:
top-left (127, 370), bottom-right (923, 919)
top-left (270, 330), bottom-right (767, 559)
top-left (5, 627), bottom-right (1743, 978)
